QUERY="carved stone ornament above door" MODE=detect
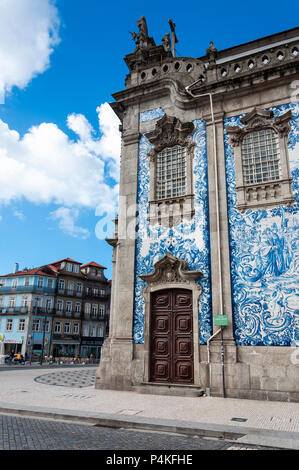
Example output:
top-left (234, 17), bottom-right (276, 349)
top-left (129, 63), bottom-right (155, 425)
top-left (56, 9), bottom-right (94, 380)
top-left (140, 253), bottom-right (202, 289)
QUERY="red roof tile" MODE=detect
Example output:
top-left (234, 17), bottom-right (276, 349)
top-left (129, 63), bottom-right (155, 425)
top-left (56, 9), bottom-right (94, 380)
top-left (50, 257), bottom-right (82, 266)
top-left (80, 261), bottom-right (107, 269)
top-left (0, 265), bottom-right (57, 277)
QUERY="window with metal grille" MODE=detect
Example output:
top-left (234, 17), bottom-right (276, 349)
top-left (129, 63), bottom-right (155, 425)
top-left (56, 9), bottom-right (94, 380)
top-left (156, 145), bottom-right (186, 200)
top-left (241, 129), bottom-right (280, 185)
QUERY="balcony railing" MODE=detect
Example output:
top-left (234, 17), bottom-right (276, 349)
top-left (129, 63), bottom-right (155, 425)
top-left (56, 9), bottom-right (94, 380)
top-left (84, 290), bottom-right (108, 299)
top-left (0, 286), bottom-right (56, 294)
top-left (0, 307), bottom-right (55, 315)
top-left (0, 306), bottom-right (29, 314)
top-left (57, 289), bottom-right (83, 297)
top-left (83, 312), bottom-right (109, 321)
top-left (54, 309), bottom-right (81, 318)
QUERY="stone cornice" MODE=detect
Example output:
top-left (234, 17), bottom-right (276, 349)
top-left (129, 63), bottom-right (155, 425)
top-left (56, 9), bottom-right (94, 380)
top-left (122, 131), bottom-right (140, 146)
top-left (109, 68), bottom-right (299, 123)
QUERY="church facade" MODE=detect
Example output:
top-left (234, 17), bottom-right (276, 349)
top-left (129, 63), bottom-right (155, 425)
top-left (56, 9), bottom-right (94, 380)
top-left (96, 19), bottom-right (299, 401)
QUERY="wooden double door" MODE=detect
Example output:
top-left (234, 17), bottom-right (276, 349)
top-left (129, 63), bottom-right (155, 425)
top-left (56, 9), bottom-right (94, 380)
top-left (150, 288), bottom-right (194, 384)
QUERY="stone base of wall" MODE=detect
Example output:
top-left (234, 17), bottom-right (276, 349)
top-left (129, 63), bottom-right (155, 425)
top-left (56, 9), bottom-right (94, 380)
top-left (203, 344), bottom-right (299, 403)
top-left (96, 340), bottom-right (299, 402)
top-left (216, 388), bottom-right (299, 402)
top-left (95, 337), bottom-right (134, 391)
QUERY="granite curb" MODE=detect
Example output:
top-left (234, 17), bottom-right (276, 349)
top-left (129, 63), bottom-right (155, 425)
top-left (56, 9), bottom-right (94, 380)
top-left (0, 401), bottom-right (298, 450)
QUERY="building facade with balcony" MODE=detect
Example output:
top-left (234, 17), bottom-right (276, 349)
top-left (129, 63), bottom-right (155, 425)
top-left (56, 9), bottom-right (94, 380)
top-left (80, 262), bottom-right (110, 359)
top-left (0, 258), bottom-right (111, 360)
top-left (49, 258), bottom-right (84, 358)
top-left (0, 265), bottom-right (56, 357)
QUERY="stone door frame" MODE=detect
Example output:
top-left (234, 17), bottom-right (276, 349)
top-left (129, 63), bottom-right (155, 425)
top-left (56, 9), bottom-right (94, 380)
top-left (140, 253), bottom-right (202, 386)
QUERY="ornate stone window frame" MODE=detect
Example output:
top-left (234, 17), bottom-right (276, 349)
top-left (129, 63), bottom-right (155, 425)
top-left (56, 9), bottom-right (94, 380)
top-left (140, 253), bottom-right (203, 385)
top-left (226, 107), bottom-right (294, 212)
top-left (145, 114), bottom-right (196, 227)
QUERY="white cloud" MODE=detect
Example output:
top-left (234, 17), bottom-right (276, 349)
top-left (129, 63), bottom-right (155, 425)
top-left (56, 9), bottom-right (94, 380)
top-left (0, 1), bottom-right (121, 239)
top-left (13, 210), bottom-right (25, 221)
top-left (67, 103), bottom-right (121, 181)
top-left (0, 0), bottom-right (60, 96)
top-left (0, 105), bottom-right (120, 207)
top-left (0, 105), bottom-right (121, 237)
top-left (49, 207), bottom-right (90, 239)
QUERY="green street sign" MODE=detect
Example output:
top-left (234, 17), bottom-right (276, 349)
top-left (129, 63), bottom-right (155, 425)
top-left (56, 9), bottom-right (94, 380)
top-left (214, 315), bottom-right (228, 326)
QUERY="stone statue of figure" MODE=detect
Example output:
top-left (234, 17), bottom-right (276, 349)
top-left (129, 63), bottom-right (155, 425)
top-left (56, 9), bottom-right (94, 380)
top-left (206, 40), bottom-right (217, 66)
top-left (162, 32), bottom-right (171, 52)
top-left (129, 16), bottom-right (149, 50)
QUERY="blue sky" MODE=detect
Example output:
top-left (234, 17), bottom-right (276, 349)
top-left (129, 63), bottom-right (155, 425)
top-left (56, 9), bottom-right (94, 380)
top-left (0, 0), bottom-right (298, 279)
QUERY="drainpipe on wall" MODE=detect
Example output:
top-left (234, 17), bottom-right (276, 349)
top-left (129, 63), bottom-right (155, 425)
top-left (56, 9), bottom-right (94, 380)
top-left (185, 82), bottom-right (226, 398)
top-left (206, 328), bottom-right (221, 396)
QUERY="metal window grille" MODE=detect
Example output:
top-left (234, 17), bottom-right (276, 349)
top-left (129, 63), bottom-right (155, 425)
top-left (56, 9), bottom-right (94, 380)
top-left (241, 129), bottom-right (281, 185)
top-left (156, 145), bottom-right (186, 200)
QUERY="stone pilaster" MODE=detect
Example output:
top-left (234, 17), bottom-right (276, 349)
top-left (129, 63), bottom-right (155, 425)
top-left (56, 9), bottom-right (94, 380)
top-left (95, 105), bottom-right (140, 391)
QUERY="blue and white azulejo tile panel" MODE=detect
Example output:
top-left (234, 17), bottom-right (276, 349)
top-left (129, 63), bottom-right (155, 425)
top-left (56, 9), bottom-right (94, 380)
top-left (224, 102), bottom-right (299, 346)
top-left (139, 108), bottom-right (165, 123)
top-left (133, 111), bottom-right (212, 344)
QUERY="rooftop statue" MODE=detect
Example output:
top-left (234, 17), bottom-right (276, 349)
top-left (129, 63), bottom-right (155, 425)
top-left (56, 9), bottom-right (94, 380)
top-left (162, 32), bottom-right (171, 53)
top-left (129, 16), bottom-right (150, 51)
top-left (206, 40), bottom-right (218, 67)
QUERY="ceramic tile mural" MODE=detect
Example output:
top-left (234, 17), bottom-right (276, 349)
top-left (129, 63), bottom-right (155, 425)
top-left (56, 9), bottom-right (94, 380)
top-left (133, 111), bottom-right (212, 344)
top-left (224, 102), bottom-right (299, 346)
top-left (139, 108), bottom-right (165, 123)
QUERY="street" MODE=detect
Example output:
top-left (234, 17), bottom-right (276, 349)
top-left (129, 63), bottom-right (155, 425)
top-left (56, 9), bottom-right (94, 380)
top-left (0, 413), bottom-right (275, 451)
top-left (0, 365), bottom-right (284, 451)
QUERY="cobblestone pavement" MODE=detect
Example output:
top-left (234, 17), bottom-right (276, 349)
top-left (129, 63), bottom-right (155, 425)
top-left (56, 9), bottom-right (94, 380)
top-left (0, 414), bottom-right (278, 451)
top-left (34, 368), bottom-right (96, 388)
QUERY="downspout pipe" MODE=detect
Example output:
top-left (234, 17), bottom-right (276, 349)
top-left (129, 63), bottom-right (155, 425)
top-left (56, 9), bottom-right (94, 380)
top-left (185, 82), bottom-right (226, 398)
top-left (206, 328), bottom-right (221, 397)
top-left (185, 84), bottom-right (223, 318)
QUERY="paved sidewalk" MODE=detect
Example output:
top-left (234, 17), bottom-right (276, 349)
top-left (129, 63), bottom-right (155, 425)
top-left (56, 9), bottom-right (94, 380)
top-left (0, 366), bottom-right (298, 449)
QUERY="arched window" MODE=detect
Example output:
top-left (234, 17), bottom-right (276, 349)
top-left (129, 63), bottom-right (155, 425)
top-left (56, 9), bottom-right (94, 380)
top-left (241, 128), bottom-right (280, 185)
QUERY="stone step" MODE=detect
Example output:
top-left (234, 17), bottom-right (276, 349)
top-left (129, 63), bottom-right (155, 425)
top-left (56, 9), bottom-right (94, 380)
top-left (133, 382), bottom-right (205, 397)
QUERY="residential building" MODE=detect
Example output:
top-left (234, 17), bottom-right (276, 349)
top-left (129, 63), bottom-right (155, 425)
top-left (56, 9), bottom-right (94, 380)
top-left (80, 262), bottom-right (110, 359)
top-left (0, 265), bottom-right (56, 358)
top-left (0, 258), bottom-right (110, 360)
top-left (48, 258), bottom-right (84, 358)
top-left (96, 19), bottom-right (299, 402)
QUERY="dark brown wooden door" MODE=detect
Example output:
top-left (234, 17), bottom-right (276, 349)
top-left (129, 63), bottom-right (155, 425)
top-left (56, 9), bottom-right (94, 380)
top-left (150, 288), bottom-right (194, 384)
